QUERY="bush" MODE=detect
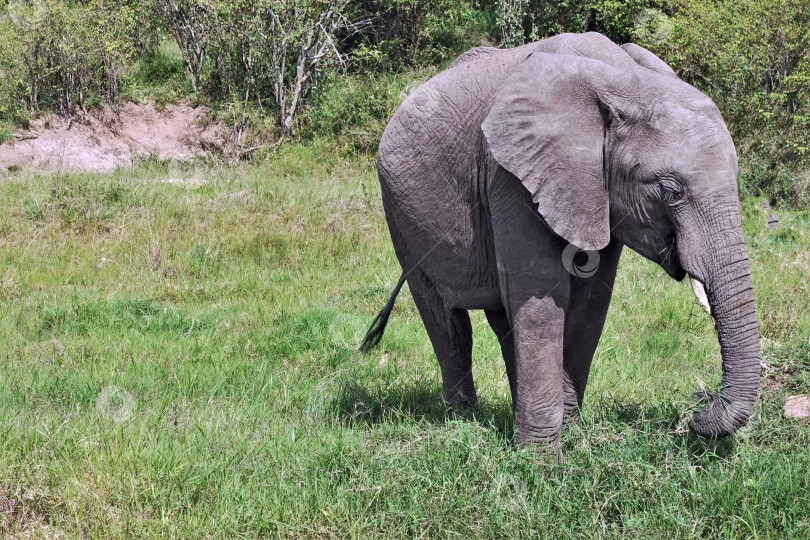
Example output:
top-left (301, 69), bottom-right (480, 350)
top-left (304, 70), bottom-right (435, 153)
top-left (0, 0), bottom-right (807, 209)
top-left (638, 0), bottom-right (810, 205)
top-left (497, 0), bottom-right (657, 46)
top-left (120, 38), bottom-right (191, 108)
top-left (0, 0), bottom-right (137, 120)
top-left (346, 1), bottom-right (492, 71)
top-left (138, 48), bottom-right (186, 85)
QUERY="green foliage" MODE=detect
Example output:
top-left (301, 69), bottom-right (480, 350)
top-left (347, 1), bottom-right (492, 71)
top-left (138, 49), bottom-right (186, 85)
top-left (122, 38), bottom-right (191, 108)
top-left (638, 0), bottom-right (810, 205)
top-left (496, 0), bottom-right (528, 47)
top-left (0, 0), bottom-right (138, 118)
top-left (305, 70), bottom-right (433, 153)
top-left (148, 0), bottom-right (208, 92)
top-left (0, 0), bottom-right (808, 208)
top-left (155, 0), bottom-right (359, 139)
top-left (587, 0), bottom-right (655, 43)
top-left (0, 14), bottom-right (26, 128)
top-left (496, 0), bottom-right (657, 46)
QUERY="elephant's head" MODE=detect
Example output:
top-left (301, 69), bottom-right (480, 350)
top-left (481, 41), bottom-right (760, 438)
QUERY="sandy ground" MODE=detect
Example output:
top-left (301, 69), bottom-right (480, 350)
top-left (0, 102), bottom-right (225, 174)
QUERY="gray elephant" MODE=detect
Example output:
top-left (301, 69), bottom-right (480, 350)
top-left (361, 32), bottom-right (760, 450)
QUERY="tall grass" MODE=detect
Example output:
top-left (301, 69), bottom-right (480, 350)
top-left (0, 148), bottom-right (808, 537)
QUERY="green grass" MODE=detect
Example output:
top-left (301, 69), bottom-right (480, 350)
top-left (0, 147), bottom-right (809, 538)
top-left (122, 38), bottom-right (194, 109)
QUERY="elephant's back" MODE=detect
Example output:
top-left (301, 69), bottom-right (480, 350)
top-left (377, 32), bottom-right (639, 181)
top-left (374, 33), bottom-right (642, 306)
top-left (377, 45), bottom-right (528, 193)
top-left (375, 49), bottom-right (527, 305)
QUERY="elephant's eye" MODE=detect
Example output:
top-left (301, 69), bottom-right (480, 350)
top-left (660, 182), bottom-right (684, 205)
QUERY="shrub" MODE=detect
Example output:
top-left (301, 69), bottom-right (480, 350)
top-left (0, 0), bottom-right (136, 120)
top-left (497, 0), bottom-right (657, 46)
top-left (138, 48), bottom-right (186, 85)
top-left (304, 70), bottom-right (433, 153)
top-left (639, 0), bottom-right (810, 205)
top-left (346, 1), bottom-right (492, 71)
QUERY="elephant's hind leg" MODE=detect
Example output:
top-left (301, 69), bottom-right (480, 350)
top-left (407, 268), bottom-right (477, 409)
top-left (484, 309), bottom-right (516, 408)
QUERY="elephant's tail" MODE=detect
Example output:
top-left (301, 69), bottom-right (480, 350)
top-left (359, 273), bottom-right (407, 352)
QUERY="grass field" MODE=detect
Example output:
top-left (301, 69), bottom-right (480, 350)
top-left (1, 146), bottom-right (809, 538)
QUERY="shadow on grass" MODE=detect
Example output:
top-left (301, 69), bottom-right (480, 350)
top-left (331, 376), bottom-right (514, 441)
top-left (332, 376), bottom-right (738, 461)
top-left (680, 432), bottom-right (737, 461)
top-left (583, 398), bottom-right (738, 460)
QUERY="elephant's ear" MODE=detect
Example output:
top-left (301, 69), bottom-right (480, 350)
top-left (482, 52), bottom-right (634, 251)
top-left (621, 43), bottom-right (677, 77)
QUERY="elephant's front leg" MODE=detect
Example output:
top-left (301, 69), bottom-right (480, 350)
top-left (488, 170), bottom-right (571, 449)
top-left (511, 294), bottom-right (567, 448)
top-left (562, 239), bottom-right (623, 418)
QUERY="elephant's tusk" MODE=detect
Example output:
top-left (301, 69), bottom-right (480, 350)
top-left (690, 276), bottom-right (712, 315)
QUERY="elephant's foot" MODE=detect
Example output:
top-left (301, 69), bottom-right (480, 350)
top-left (441, 367), bottom-right (478, 411)
top-left (562, 374), bottom-right (583, 423)
top-left (514, 398), bottom-right (564, 455)
top-left (563, 403), bottom-right (580, 423)
top-left (514, 426), bottom-right (562, 459)
top-left (444, 389), bottom-right (479, 410)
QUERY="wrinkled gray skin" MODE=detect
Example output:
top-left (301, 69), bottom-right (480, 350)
top-left (374, 32), bottom-right (760, 450)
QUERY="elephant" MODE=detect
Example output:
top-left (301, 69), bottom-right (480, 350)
top-left (360, 32), bottom-right (760, 450)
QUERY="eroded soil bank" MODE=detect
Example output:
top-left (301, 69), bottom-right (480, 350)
top-left (0, 102), bottom-right (224, 174)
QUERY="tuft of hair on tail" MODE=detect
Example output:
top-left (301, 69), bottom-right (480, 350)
top-left (359, 273), bottom-right (407, 352)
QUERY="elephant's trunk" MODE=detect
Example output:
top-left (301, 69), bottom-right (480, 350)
top-left (688, 239), bottom-right (761, 437)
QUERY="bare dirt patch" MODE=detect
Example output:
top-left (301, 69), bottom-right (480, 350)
top-left (0, 102), bottom-right (225, 174)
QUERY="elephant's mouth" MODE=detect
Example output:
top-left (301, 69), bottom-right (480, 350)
top-left (660, 239), bottom-right (686, 281)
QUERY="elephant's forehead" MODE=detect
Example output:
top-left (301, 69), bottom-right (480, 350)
top-left (654, 98), bottom-right (723, 130)
top-left (689, 142), bottom-right (737, 174)
top-left (643, 100), bottom-right (736, 168)
top-left (652, 137), bottom-right (738, 183)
